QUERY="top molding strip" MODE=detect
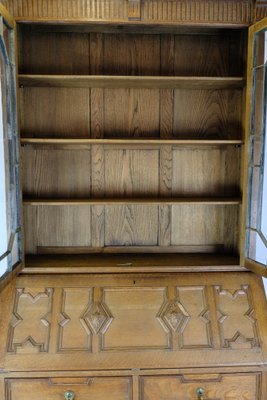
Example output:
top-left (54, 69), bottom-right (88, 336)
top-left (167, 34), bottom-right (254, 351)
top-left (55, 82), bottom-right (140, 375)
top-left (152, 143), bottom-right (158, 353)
top-left (0, 0), bottom-right (260, 25)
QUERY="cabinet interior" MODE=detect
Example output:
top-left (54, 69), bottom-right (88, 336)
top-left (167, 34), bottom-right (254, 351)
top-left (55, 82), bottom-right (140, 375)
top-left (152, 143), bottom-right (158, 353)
top-left (18, 24), bottom-right (247, 266)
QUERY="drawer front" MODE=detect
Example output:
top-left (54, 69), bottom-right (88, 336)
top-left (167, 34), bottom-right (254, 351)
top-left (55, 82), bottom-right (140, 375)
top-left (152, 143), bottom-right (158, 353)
top-left (6, 377), bottom-right (132, 400)
top-left (141, 373), bottom-right (261, 400)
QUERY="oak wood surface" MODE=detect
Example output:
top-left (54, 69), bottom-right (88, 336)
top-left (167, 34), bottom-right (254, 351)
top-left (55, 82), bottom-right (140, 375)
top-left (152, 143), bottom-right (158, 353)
top-left (1, 0), bottom-right (255, 25)
top-left (23, 198), bottom-right (241, 206)
top-left (19, 74), bottom-right (246, 89)
top-left (20, 138), bottom-right (244, 145)
top-left (17, 17), bottom-right (247, 277)
top-left (19, 29), bottom-right (244, 77)
top-left (0, 272), bottom-right (266, 372)
top-left (22, 253), bottom-right (244, 274)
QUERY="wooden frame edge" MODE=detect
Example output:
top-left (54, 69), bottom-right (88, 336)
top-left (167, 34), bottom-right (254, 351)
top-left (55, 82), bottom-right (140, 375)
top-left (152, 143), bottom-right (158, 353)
top-left (0, 3), bottom-right (14, 28)
top-left (0, 261), bottom-right (23, 293)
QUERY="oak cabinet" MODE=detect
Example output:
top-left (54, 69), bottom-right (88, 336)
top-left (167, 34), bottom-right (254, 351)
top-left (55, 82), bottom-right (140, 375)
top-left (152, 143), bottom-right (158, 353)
top-left (0, 1), bottom-right (267, 400)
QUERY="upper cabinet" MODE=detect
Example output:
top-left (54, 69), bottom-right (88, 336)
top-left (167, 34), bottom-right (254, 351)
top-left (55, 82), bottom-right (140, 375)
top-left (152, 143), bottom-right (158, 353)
top-left (0, 0), bottom-right (266, 276)
top-left (17, 24), bottom-right (245, 267)
top-left (0, 7), bottom-right (22, 283)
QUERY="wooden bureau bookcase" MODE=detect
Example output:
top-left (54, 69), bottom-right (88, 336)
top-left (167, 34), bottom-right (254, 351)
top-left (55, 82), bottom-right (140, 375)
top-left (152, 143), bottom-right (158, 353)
top-left (1, 1), bottom-right (267, 399)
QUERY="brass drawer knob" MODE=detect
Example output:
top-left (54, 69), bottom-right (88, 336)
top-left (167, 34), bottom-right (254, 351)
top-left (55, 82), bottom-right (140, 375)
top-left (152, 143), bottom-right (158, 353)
top-left (64, 391), bottom-right (75, 400)
top-left (196, 387), bottom-right (205, 400)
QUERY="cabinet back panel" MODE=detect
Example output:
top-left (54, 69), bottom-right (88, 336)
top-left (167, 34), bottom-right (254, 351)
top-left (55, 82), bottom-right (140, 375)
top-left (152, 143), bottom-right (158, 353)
top-left (24, 204), bottom-right (239, 254)
top-left (173, 89), bottom-right (242, 139)
top-left (19, 31), bottom-right (90, 74)
top-left (24, 205), bottom-right (92, 251)
top-left (22, 146), bottom-right (91, 198)
top-left (18, 28), bottom-right (244, 77)
top-left (22, 145), bottom-right (240, 198)
top-left (171, 205), bottom-right (238, 252)
top-left (20, 88), bottom-right (242, 140)
top-left (20, 87), bottom-right (91, 137)
top-left (103, 88), bottom-right (161, 138)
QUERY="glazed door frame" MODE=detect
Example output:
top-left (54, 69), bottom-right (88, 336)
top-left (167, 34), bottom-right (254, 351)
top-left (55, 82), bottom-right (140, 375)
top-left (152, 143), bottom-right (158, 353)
top-left (242, 16), bottom-right (267, 275)
top-left (0, 3), bottom-right (23, 290)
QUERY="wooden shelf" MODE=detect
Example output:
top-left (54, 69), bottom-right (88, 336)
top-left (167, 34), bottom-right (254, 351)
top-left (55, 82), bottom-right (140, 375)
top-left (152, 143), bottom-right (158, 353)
top-left (19, 74), bottom-right (246, 89)
top-left (20, 138), bottom-right (243, 146)
top-left (22, 254), bottom-right (244, 274)
top-left (23, 197), bottom-right (241, 206)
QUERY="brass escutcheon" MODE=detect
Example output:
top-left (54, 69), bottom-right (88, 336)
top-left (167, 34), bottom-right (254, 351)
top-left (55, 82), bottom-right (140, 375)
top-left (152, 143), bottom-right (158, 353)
top-left (196, 387), bottom-right (205, 400)
top-left (64, 390), bottom-right (75, 400)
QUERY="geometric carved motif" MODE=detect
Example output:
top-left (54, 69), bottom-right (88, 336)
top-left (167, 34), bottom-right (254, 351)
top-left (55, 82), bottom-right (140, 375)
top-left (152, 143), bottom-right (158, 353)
top-left (81, 301), bottom-right (113, 334)
top-left (175, 287), bottom-right (211, 349)
top-left (58, 288), bottom-right (93, 352)
top-left (58, 288), bottom-right (113, 352)
top-left (158, 300), bottom-right (190, 332)
top-left (215, 285), bottom-right (259, 349)
top-left (158, 287), bottom-right (211, 349)
top-left (101, 287), bottom-right (170, 351)
top-left (8, 288), bottom-right (53, 353)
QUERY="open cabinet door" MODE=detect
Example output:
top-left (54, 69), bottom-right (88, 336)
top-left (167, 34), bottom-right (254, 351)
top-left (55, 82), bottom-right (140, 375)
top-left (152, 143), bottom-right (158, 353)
top-left (0, 4), bottom-right (22, 288)
top-left (244, 17), bottom-right (267, 276)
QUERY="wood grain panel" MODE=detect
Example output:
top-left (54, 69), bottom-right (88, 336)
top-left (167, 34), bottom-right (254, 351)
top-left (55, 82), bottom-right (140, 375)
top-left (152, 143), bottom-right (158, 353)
top-left (89, 33), bottom-right (104, 75)
top-left (103, 34), bottom-right (160, 75)
top-left (173, 34), bottom-right (242, 77)
top-left (159, 90), bottom-right (174, 138)
top-left (24, 205), bottom-right (37, 254)
top-left (171, 146), bottom-right (240, 196)
top-left (19, 29), bottom-right (90, 74)
top-left (91, 89), bottom-right (104, 138)
top-left (36, 205), bottom-right (91, 248)
top-left (104, 205), bottom-right (158, 246)
top-left (160, 35), bottom-right (175, 76)
top-left (20, 87), bottom-right (90, 137)
top-left (22, 146), bottom-right (91, 197)
top-left (103, 89), bottom-right (160, 138)
top-left (6, 377), bottom-right (132, 400)
top-left (104, 149), bottom-right (159, 196)
top-left (141, 374), bottom-right (260, 400)
top-left (102, 287), bottom-right (169, 350)
top-left (171, 205), bottom-right (239, 251)
top-left (173, 89), bottom-right (242, 139)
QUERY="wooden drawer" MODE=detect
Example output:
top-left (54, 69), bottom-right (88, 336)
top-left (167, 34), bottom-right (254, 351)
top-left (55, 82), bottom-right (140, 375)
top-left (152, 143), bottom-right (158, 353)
top-left (6, 377), bottom-right (132, 400)
top-left (141, 373), bottom-right (261, 400)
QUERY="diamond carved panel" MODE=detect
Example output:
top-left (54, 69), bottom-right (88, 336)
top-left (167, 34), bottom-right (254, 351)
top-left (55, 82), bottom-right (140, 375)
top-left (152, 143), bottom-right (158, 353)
top-left (8, 288), bottom-right (53, 353)
top-left (82, 301), bottom-right (113, 334)
top-left (158, 300), bottom-right (190, 332)
top-left (158, 286), bottom-right (211, 349)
